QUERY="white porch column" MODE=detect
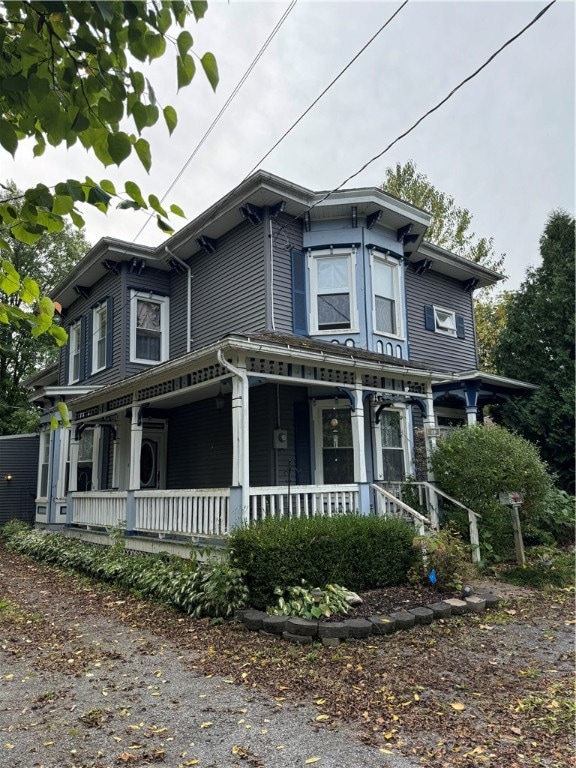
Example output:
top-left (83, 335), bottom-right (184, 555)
top-left (423, 385), bottom-right (440, 530)
top-left (465, 406), bottom-right (478, 425)
top-left (351, 387), bottom-right (367, 483)
top-left (218, 350), bottom-right (250, 525)
top-left (68, 431), bottom-right (80, 493)
top-left (128, 407), bottom-right (143, 490)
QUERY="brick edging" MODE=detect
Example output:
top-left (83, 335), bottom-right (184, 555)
top-left (239, 593), bottom-right (500, 646)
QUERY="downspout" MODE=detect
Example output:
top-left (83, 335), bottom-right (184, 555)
top-left (165, 247), bottom-right (192, 353)
top-left (217, 349), bottom-right (250, 526)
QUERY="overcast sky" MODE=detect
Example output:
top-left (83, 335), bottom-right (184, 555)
top-left (6, 0), bottom-right (575, 291)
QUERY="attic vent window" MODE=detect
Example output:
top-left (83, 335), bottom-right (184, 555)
top-left (434, 307), bottom-right (457, 336)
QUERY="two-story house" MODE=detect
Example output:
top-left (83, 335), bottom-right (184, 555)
top-left (27, 171), bottom-right (534, 551)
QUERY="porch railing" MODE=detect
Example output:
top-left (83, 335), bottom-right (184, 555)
top-left (71, 491), bottom-right (127, 529)
top-left (248, 485), bottom-right (359, 524)
top-left (135, 489), bottom-right (229, 536)
top-left (406, 481), bottom-right (482, 564)
top-left (371, 484), bottom-right (431, 536)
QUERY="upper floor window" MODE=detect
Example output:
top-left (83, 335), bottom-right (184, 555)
top-left (425, 304), bottom-right (465, 339)
top-left (68, 320), bottom-right (81, 383)
top-left (372, 255), bottom-right (403, 338)
top-left (92, 302), bottom-right (108, 373)
top-left (310, 250), bottom-right (356, 333)
top-left (130, 291), bottom-right (169, 364)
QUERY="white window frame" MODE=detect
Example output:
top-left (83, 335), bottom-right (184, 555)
top-left (433, 305), bottom-right (457, 337)
top-left (372, 405), bottom-right (410, 483)
top-left (130, 291), bottom-right (170, 365)
top-left (37, 429), bottom-right (51, 499)
top-left (68, 320), bottom-right (81, 384)
top-left (75, 426), bottom-right (101, 491)
top-left (92, 302), bottom-right (108, 374)
top-left (371, 253), bottom-right (404, 340)
top-left (309, 249), bottom-right (358, 334)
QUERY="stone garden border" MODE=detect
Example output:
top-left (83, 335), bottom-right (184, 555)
top-left (239, 593), bottom-right (501, 646)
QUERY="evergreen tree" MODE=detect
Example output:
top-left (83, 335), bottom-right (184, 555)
top-left (493, 210), bottom-right (575, 492)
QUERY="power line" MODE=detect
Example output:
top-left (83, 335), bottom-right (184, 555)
top-left (131, 0), bottom-right (298, 245)
top-left (80, 1), bottom-right (298, 348)
top-left (309, 0), bottom-right (557, 211)
top-left (244, 0), bottom-right (409, 179)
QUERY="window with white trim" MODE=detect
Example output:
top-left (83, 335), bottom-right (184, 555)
top-left (434, 306), bottom-right (457, 336)
top-left (38, 430), bottom-right (50, 498)
top-left (130, 291), bottom-right (169, 364)
top-left (372, 255), bottom-right (403, 337)
top-left (92, 302), bottom-right (108, 373)
top-left (310, 250), bottom-right (356, 333)
top-left (374, 407), bottom-right (408, 483)
top-left (68, 321), bottom-right (81, 383)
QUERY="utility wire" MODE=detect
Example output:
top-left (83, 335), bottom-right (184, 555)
top-left (245, 0), bottom-right (409, 179)
top-left (309, 0), bottom-right (557, 211)
top-left (80, 0), bottom-right (298, 348)
top-left (131, 0), bottom-right (298, 245)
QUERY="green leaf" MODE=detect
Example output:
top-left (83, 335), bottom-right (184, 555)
top-left (20, 276), bottom-right (40, 304)
top-left (38, 296), bottom-right (55, 318)
top-left (191, 1), bottom-right (208, 21)
top-left (125, 181), bottom-right (147, 209)
top-left (177, 53), bottom-right (196, 90)
top-left (163, 106), bottom-right (177, 136)
top-left (134, 138), bottom-right (151, 173)
top-left (148, 195), bottom-right (168, 217)
top-left (98, 97), bottom-right (124, 124)
top-left (129, 69), bottom-right (145, 96)
top-left (177, 30), bottom-right (194, 59)
top-left (33, 142), bottom-right (46, 158)
top-left (50, 415), bottom-right (59, 430)
top-left (107, 132), bottom-right (132, 165)
top-left (170, 203), bottom-right (186, 218)
top-left (201, 53), bottom-right (219, 92)
top-left (99, 179), bottom-right (117, 196)
top-left (52, 194), bottom-right (75, 216)
top-left (145, 31), bottom-right (166, 61)
top-left (11, 222), bottom-right (45, 246)
top-left (70, 210), bottom-right (85, 229)
top-left (156, 215), bottom-right (174, 234)
top-left (57, 400), bottom-right (71, 425)
top-left (0, 119), bottom-right (19, 156)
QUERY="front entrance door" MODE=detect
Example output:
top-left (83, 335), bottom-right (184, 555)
top-left (140, 424), bottom-right (166, 489)
top-left (314, 405), bottom-right (354, 484)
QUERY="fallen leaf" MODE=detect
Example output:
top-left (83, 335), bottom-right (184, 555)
top-left (315, 714), bottom-right (329, 721)
top-left (379, 748), bottom-right (394, 755)
top-left (200, 722), bottom-right (213, 728)
top-left (305, 759), bottom-right (321, 765)
top-left (450, 702), bottom-right (465, 711)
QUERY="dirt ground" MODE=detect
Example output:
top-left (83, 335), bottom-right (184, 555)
top-left (1, 545), bottom-right (574, 768)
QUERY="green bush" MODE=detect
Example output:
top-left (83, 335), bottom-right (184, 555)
top-left (501, 546), bottom-right (575, 589)
top-left (409, 528), bottom-right (477, 590)
top-left (430, 424), bottom-right (552, 561)
top-left (268, 582), bottom-right (351, 619)
top-left (1, 526), bottom-right (248, 619)
top-left (228, 514), bottom-right (417, 609)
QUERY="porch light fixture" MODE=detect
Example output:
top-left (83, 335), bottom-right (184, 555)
top-left (5, 474), bottom-right (12, 481)
top-left (366, 210), bottom-right (382, 230)
top-left (215, 385), bottom-right (225, 411)
top-left (351, 205), bottom-right (358, 229)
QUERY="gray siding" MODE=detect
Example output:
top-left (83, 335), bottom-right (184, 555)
top-left (0, 435), bottom-right (39, 525)
top-left (167, 399), bottom-right (232, 489)
top-left (271, 214), bottom-right (304, 334)
top-left (405, 268), bottom-right (478, 372)
top-left (183, 221), bottom-right (267, 350)
top-left (58, 271), bottom-right (123, 386)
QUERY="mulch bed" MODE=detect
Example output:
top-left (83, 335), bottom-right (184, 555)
top-left (342, 583), bottom-right (458, 618)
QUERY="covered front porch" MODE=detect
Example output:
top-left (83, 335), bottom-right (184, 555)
top-left (62, 333), bottom-right (443, 540)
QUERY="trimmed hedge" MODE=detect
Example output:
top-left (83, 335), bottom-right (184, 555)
top-left (228, 514), bottom-right (418, 609)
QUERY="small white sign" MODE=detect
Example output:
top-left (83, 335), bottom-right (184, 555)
top-left (499, 492), bottom-right (524, 506)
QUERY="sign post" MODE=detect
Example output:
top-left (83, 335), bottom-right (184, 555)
top-left (499, 492), bottom-right (526, 567)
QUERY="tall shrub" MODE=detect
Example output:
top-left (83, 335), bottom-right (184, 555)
top-left (430, 424), bottom-right (552, 559)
